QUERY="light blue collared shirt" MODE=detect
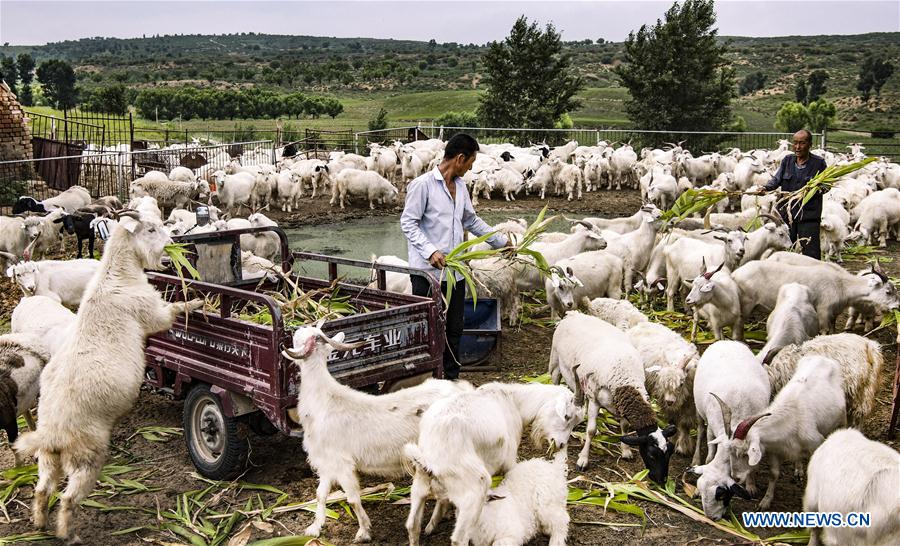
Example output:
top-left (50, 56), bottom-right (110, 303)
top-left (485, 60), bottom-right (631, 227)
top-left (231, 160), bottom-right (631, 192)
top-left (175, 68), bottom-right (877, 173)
top-left (400, 167), bottom-right (508, 282)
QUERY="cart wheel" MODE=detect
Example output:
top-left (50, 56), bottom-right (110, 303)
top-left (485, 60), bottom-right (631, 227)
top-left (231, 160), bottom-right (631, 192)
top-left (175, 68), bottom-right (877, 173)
top-left (183, 384), bottom-right (248, 480)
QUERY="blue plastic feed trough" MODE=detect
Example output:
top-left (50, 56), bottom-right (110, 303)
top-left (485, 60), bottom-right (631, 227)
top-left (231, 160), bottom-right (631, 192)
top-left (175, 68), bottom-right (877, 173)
top-left (459, 298), bottom-right (501, 366)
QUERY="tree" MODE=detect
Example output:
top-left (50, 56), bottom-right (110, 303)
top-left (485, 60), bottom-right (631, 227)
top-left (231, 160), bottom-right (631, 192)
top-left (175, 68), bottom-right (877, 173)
top-left (36, 59), bottom-right (77, 110)
top-left (858, 56), bottom-right (894, 102)
top-left (477, 16), bottom-right (583, 130)
top-left (322, 97), bottom-right (344, 119)
top-left (807, 98), bottom-right (836, 132)
top-left (738, 71), bottom-right (767, 95)
top-left (368, 108), bottom-right (388, 131)
top-left (81, 84), bottom-right (129, 115)
top-left (775, 101), bottom-right (810, 133)
top-left (17, 54), bottom-right (35, 106)
top-left (615, 0), bottom-right (735, 137)
top-left (807, 70), bottom-right (829, 103)
top-left (794, 80), bottom-right (808, 105)
top-left (0, 56), bottom-right (17, 96)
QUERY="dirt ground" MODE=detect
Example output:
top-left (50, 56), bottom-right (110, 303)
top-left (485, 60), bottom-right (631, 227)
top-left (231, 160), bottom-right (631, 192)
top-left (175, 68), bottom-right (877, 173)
top-left (1, 187), bottom-right (898, 545)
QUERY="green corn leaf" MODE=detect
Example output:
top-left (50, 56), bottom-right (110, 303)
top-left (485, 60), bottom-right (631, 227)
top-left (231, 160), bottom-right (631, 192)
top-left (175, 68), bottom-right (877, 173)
top-left (109, 526), bottom-right (148, 537)
top-left (164, 243), bottom-right (200, 280)
top-left (446, 230), bottom-right (498, 260)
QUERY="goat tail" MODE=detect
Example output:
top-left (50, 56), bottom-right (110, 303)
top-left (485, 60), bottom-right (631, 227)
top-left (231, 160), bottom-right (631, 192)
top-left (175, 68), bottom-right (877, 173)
top-left (402, 443), bottom-right (432, 477)
top-left (14, 429), bottom-right (45, 458)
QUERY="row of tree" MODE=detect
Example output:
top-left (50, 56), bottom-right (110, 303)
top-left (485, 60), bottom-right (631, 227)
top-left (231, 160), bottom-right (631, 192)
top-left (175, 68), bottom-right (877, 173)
top-left (132, 87), bottom-right (343, 121)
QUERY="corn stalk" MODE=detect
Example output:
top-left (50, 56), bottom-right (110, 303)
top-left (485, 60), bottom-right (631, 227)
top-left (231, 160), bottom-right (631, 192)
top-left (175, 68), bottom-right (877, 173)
top-left (442, 205), bottom-right (556, 308)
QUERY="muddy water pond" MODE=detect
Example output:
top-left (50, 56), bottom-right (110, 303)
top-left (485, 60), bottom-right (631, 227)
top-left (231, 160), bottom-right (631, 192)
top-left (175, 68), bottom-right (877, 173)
top-left (286, 210), bottom-right (579, 279)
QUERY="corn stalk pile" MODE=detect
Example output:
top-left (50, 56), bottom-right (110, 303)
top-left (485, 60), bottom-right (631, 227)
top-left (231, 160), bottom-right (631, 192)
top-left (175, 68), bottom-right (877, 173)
top-left (163, 243), bottom-right (360, 329)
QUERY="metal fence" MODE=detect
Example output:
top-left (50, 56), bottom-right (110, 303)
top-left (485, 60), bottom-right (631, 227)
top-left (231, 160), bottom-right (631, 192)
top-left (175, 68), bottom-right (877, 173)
top-left (354, 125), bottom-right (822, 154)
top-left (0, 140), bottom-right (275, 215)
top-left (826, 127), bottom-right (898, 161)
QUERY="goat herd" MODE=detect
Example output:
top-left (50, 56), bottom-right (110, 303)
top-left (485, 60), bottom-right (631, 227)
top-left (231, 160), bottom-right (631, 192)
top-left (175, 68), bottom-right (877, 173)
top-left (1, 136), bottom-right (899, 545)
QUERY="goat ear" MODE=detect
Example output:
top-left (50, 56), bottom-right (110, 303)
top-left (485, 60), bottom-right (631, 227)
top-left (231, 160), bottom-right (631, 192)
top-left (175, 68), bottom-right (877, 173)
top-left (714, 485), bottom-right (731, 502)
top-left (730, 483), bottom-right (752, 500)
top-left (119, 216), bottom-right (140, 234)
top-left (687, 465), bottom-right (705, 476)
top-left (748, 442), bottom-right (763, 466)
top-left (662, 424), bottom-right (677, 438)
top-left (620, 433), bottom-right (646, 447)
top-left (646, 365), bottom-right (662, 374)
top-left (332, 332), bottom-right (346, 343)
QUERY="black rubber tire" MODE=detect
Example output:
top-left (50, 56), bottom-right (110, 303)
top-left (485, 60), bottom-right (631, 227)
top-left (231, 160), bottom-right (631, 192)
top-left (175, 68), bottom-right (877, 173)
top-left (183, 384), bottom-right (248, 480)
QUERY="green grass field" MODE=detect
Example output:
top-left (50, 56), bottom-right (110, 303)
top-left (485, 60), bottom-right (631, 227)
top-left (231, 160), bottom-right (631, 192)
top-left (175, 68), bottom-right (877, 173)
top-left (26, 86), bottom-right (894, 152)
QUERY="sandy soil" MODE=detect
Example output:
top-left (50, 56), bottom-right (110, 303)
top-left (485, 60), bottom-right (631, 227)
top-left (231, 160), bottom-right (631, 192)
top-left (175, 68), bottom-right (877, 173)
top-left (1, 187), bottom-right (897, 545)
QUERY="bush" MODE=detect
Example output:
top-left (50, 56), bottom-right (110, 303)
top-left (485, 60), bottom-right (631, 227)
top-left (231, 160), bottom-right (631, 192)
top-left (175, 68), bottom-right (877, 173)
top-left (368, 108), bottom-right (388, 131)
top-left (775, 101), bottom-right (810, 133)
top-left (434, 111), bottom-right (478, 127)
top-left (554, 112), bottom-right (574, 129)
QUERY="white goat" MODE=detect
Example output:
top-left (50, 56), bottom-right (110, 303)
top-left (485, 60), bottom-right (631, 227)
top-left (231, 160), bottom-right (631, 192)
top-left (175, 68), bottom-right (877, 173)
top-left (689, 340), bottom-right (770, 519)
top-left (280, 326), bottom-right (471, 543)
top-left (367, 255), bottom-right (412, 294)
top-left (550, 312), bottom-right (675, 481)
top-left (684, 262), bottom-right (743, 341)
top-left (582, 296), bottom-right (648, 330)
top-left (545, 252), bottom-right (624, 320)
top-left (729, 356), bottom-right (846, 509)
top-left (804, 428), bottom-right (900, 546)
top-left (404, 382), bottom-right (581, 546)
top-left (14, 211), bottom-right (203, 543)
top-left (6, 259), bottom-right (100, 308)
top-left (11, 296), bottom-right (77, 357)
top-left (470, 454), bottom-right (569, 546)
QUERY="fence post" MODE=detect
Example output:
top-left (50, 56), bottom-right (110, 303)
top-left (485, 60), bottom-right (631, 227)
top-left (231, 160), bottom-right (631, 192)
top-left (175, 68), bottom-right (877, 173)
top-left (129, 113), bottom-right (134, 146)
top-left (821, 127), bottom-right (828, 150)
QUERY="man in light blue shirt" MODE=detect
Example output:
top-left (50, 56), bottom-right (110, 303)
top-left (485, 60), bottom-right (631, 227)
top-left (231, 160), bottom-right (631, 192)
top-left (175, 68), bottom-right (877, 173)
top-left (400, 133), bottom-right (508, 379)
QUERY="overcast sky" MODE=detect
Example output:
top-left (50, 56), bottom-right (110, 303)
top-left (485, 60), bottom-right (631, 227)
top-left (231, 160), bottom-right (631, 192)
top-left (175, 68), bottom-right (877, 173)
top-left (1, 1), bottom-right (898, 46)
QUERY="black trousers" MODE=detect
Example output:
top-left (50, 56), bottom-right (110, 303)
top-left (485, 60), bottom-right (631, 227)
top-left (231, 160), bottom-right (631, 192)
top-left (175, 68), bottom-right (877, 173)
top-left (789, 220), bottom-right (821, 260)
top-left (411, 275), bottom-right (466, 380)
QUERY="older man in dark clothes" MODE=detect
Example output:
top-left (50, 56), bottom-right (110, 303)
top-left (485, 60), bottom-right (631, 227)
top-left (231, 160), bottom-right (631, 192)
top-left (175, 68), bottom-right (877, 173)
top-left (761, 129), bottom-right (827, 259)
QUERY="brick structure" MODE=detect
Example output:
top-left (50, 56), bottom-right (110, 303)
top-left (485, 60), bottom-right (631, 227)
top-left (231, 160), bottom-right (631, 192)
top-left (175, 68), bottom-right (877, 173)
top-left (0, 82), bottom-right (32, 162)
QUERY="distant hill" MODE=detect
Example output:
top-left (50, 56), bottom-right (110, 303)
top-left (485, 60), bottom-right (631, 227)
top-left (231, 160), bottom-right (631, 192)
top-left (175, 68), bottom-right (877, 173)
top-left (2, 32), bottom-right (897, 129)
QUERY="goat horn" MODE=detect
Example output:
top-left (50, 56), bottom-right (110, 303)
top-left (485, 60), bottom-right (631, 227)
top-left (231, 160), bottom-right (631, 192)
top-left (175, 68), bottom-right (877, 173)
top-left (732, 413), bottom-right (770, 440)
top-left (759, 213), bottom-right (784, 226)
top-left (571, 364), bottom-right (585, 407)
top-left (316, 331), bottom-right (367, 352)
top-left (709, 392), bottom-right (733, 438)
top-left (702, 207), bottom-right (712, 230)
top-left (870, 262), bottom-right (889, 283)
top-left (575, 220), bottom-right (595, 231)
top-left (702, 262), bottom-right (725, 280)
top-left (0, 251), bottom-right (19, 263)
top-left (281, 348), bottom-right (306, 360)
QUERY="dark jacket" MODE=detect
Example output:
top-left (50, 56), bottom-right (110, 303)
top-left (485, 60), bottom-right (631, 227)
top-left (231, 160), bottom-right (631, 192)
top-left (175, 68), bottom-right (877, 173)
top-left (764, 153), bottom-right (827, 222)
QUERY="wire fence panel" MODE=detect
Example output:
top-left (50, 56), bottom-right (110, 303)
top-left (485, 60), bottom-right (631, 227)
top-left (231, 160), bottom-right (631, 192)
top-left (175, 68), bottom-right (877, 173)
top-left (0, 141), bottom-right (276, 215)
top-left (826, 127), bottom-right (899, 161)
top-left (354, 125), bottom-right (822, 154)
